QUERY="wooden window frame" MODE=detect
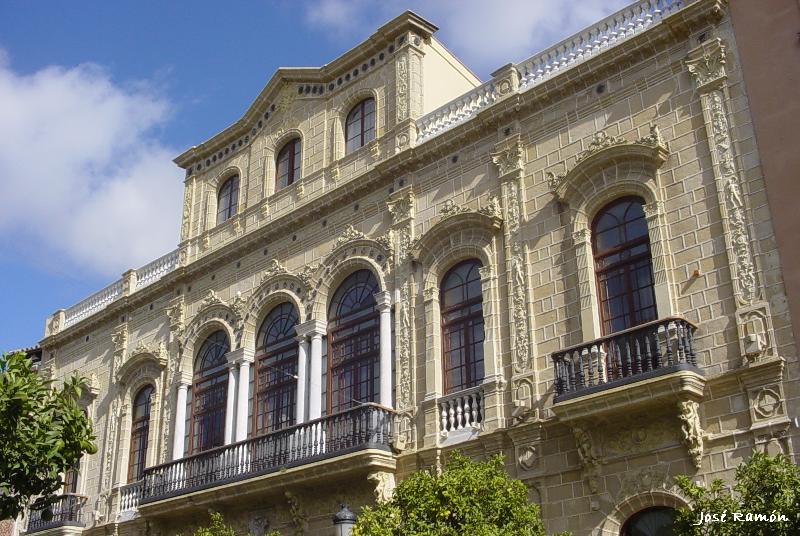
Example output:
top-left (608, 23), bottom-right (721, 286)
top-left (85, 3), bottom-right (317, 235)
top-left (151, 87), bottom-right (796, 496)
top-left (344, 98), bottom-right (376, 155)
top-left (188, 330), bottom-right (230, 455)
top-left (276, 138), bottom-right (302, 191)
top-left (127, 384), bottom-right (154, 482)
top-left (216, 175), bottom-right (239, 224)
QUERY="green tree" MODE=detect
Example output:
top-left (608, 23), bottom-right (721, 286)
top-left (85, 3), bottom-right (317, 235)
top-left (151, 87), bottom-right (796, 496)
top-left (352, 452), bottom-right (561, 536)
top-left (181, 512), bottom-right (280, 536)
top-left (674, 450), bottom-right (800, 535)
top-left (0, 351), bottom-right (97, 520)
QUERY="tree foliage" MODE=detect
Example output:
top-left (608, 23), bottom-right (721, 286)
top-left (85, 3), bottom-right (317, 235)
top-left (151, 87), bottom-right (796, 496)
top-left (674, 450), bottom-right (800, 535)
top-left (181, 512), bottom-right (280, 536)
top-left (0, 351), bottom-right (97, 520)
top-left (352, 452), bottom-right (558, 536)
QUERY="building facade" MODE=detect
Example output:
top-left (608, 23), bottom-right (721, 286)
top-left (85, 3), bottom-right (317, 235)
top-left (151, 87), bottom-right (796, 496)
top-left (25, 1), bottom-right (799, 535)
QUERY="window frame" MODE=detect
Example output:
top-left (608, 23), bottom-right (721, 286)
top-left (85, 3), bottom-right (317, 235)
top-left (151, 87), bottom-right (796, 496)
top-left (188, 330), bottom-right (230, 455)
top-left (344, 98), bottom-right (376, 155)
top-left (591, 196), bottom-right (658, 336)
top-left (254, 303), bottom-right (299, 434)
top-left (440, 259), bottom-right (486, 394)
top-left (327, 270), bottom-right (381, 414)
top-left (216, 175), bottom-right (240, 225)
top-left (276, 138), bottom-right (302, 191)
top-left (127, 384), bottom-right (154, 482)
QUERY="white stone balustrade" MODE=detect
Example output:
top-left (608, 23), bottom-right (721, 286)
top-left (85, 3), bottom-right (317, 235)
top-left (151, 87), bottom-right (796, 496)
top-left (119, 480), bottom-right (143, 513)
top-left (415, 80), bottom-right (498, 142)
top-left (438, 385), bottom-right (484, 435)
top-left (135, 249), bottom-right (180, 290)
top-left (516, 0), bottom-right (690, 89)
top-left (53, 248), bottom-right (180, 332)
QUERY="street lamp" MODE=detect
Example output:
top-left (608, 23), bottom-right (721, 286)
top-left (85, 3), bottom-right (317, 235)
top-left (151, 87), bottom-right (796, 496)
top-left (332, 504), bottom-right (356, 536)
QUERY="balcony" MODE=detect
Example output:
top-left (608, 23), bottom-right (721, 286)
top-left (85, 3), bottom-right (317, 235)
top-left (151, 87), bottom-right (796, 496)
top-left (438, 385), bottom-right (484, 445)
top-left (140, 404), bottom-right (394, 507)
top-left (25, 494), bottom-right (86, 534)
top-left (550, 317), bottom-right (705, 421)
top-left (117, 480), bottom-right (143, 521)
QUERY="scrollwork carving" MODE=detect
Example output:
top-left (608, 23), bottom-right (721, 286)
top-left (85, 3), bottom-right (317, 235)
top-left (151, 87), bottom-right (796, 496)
top-left (575, 131), bottom-right (626, 164)
top-left (439, 199), bottom-right (468, 218)
top-left (333, 224), bottom-right (367, 248)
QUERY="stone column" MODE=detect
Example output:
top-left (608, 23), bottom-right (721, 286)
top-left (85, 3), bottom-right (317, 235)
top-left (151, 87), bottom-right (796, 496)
top-left (297, 320), bottom-right (326, 420)
top-left (296, 336), bottom-right (309, 424)
top-left (235, 360), bottom-right (251, 441)
top-left (375, 291), bottom-right (393, 408)
top-left (172, 377), bottom-right (190, 460)
top-left (224, 364), bottom-right (237, 444)
top-left (686, 38), bottom-right (776, 364)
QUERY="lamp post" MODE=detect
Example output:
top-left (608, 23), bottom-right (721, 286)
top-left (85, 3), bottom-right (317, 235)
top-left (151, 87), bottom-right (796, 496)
top-left (332, 504), bottom-right (356, 536)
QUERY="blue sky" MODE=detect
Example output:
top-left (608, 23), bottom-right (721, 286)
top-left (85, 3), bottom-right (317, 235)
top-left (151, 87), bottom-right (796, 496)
top-left (0, 0), bottom-right (628, 352)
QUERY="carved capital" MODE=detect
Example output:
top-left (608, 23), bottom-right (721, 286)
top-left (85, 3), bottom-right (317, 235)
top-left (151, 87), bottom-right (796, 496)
top-left (386, 188), bottom-right (415, 225)
top-left (686, 38), bottom-right (727, 92)
top-left (491, 139), bottom-right (524, 178)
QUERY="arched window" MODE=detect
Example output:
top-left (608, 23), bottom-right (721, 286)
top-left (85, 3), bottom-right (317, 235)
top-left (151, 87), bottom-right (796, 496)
top-left (345, 98), bottom-right (376, 154)
top-left (592, 197), bottom-right (657, 335)
top-left (276, 138), bottom-right (301, 190)
top-left (216, 176), bottom-right (240, 224)
top-left (620, 506), bottom-right (677, 536)
top-left (255, 303), bottom-right (299, 433)
top-left (190, 330), bottom-right (229, 454)
top-left (128, 385), bottom-right (154, 482)
top-left (328, 270), bottom-right (381, 413)
top-left (441, 260), bottom-right (485, 394)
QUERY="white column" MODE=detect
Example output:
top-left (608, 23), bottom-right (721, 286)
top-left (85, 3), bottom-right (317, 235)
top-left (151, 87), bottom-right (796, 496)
top-left (235, 353), bottom-right (253, 442)
top-left (224, 364), bottom-right (237, 444)
top-left (375, 291), bottom-right (393, 408)
top-left (309, 331), bottom-right (323, 420)
top-left (172, 379), bottom-right (190, 460)
top-left (296, 336), bottom-right (309, 424)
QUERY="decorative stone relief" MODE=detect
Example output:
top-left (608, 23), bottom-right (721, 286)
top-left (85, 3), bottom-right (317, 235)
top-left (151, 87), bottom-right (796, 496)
top-left (478, 195), bottom-right (502, 219)
top-left (545, 170), bottom-right (564, 193)
top-left (181, 179), bottom-right (194, 242)
top-left (368, 471), bottom-right (396, 503)
top-left (284, 491), bottom-right (307, 536)
top-left (575, 131), bottom-right (626, 163)
top-left (102, 397), bottom-right (121, 491)
top-left (297, 264), bottom-right (318, 293)
top-left (615, 463), bottom-right (672, 501)
top-left (333, 224), bottom-right (367, 248)
top-left (386, 189), bottom-right (414, 223)
top-left (165, 297), bottom-right (185, 337)
top-left (393, 410), bottom-right (415, 452)
top-left (262, 260), bottom-right (288, 282)
top-left (573, 424), bottom-right (601, 494)
top-left (686, 42), bottom-right (727, 89)
top-left (111, 324), bottom-right (129, 377)
top-left (397, 282), bottom-right (412, 407)
top-left (517, 445), bottom-right (538, 471)
top-left (396, 55), bottom-right (409, 121)
top-left (741, 305), bottom-right (775, 363)
top-left (752, 387), bottom-right (783, 420)
top-left (602, 420), bottom-right (678, 458)
top-left (637, 124), bottom-right (666, 148)
top-left (199, 289), bottom-right (225, 310)
top-left (678, 400), bottom-right (704, 470)
top-left (423, 286), bottom-right (438, 302)
top-left (439, 199), bottom-right (468, 218)
top-left (491, 139), bottom-right (524, 177)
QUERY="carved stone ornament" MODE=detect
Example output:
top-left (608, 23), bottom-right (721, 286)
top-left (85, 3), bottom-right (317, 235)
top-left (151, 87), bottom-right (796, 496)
top-left (333, 224), bottom-right (367, 248)
top-left (545, 170), bottom-right (565, 193)
top-left (48, 314), bottom-right (61, 336)
top-left (102, 397), bottom-right (120, 491)
top-left (386, 189), bottom-right (415, 224)
top-left (517, 445), bottom-right (538, 471)
top-left (439, 199), bottom-right (468, 218)
top-left (261, 260), bottom-right (288, 283)
top-left (230, 291), bottom-right (246, 322)
top-left (616, 463), bottom-right (672, 501)
top-left (284, 491), bottom-right (307, 536)
top-left (753, 388), bottom-right (782, 419)
top-left (678, 400), bottom-right (704, 470)
top-left (396, 55), bottom-right (409, 121)
top-left (686, 40), bottom-right (727, 90)
top-left (478, 195), bottom-right (502, 219)
top-left (376, 231), bottom-right (394, 255)
top-left (573, 424), bottom-right (601, 494)
top-left (491, 139), bottom-right (524, 177)
top-left (111, 324), bottom-right (129, 376)
top-left (368, 471), bottom-right (396, 503)
top-left (297, 264), bottom-right (318, 291)
top-left (199, 289), bottom-right (225, 310)
top-left (165, 297), bottom-right (185, 335)
top-left (397, 282), bottom-right (412, 408)
top-left (636, 124), bottom-right (666, 148)
top-left (575, 131), bottom-right (626, 164)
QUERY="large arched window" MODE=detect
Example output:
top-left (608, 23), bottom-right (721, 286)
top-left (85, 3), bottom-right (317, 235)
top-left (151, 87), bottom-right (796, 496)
top-left (441, 260), bottom-right (485, 394)
top-left (592, 197), bottom-right (657, 335)
top-left (216, 176), bottom-right (240, 224)
top-left (620, 507), bottom-right (677, 536)
top-left (328, 270), bottom-right (381, 413)
top-left (255, 303), bottom-right (299, 433)
top-left (128, 385), bottom-right (154, 482)
top-left (190, 330), bottom-right (230, 454)
top-left (345, 98), bottom-right (376, 154)
top-left (276, 138), bottom-right (301, 190)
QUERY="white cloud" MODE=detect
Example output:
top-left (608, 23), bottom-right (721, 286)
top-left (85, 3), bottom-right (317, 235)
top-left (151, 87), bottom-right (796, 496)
top-left (0, 52), bottom-right (183, 278)
top-left (304, 0), bottom-right (631, 77)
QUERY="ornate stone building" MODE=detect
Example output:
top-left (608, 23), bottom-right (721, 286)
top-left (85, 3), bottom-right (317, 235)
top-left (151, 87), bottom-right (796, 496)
top-left (25, 1), bottom-right (799, 535)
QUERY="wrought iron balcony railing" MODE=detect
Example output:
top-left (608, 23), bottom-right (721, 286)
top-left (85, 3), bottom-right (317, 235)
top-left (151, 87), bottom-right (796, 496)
top-left (141, 403), bottom-right (393, 503)
top-left (26, 494), bottom-right (86, 534)
top-left (552, 316), bottom-right (698, 401)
